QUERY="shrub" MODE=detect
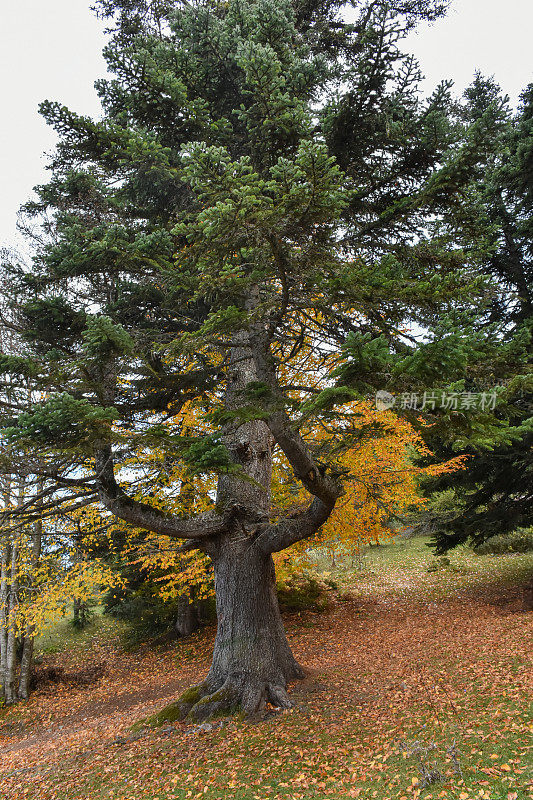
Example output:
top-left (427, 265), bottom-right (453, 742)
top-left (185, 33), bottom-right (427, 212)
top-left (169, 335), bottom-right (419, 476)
top-left (427, 556), bottom-right (465, 574)
top-left (474, 527), bottom-right (533, 555)
top-left (104, 583), bottom-right (216, 648)
top-left (277, 573), bottom-right (330, 613)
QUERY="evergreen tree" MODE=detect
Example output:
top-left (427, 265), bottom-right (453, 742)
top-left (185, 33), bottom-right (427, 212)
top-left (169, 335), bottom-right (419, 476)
top-left (422, 79), bottom-right (532, 552)
top-left (0, 0), bottom-right (502, 718)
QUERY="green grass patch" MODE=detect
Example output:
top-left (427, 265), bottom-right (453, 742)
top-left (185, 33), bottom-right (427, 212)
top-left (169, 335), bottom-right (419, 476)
top-left (35, 605), bottom-right (120, 657)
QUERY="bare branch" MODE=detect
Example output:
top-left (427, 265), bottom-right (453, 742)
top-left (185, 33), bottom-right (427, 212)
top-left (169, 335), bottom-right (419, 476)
top-left (250, 330), bottom-right (342, 509)
top-left (95, 446), bottom-right (227, 540)
top-left (257, 497), bottom-right (334, 554)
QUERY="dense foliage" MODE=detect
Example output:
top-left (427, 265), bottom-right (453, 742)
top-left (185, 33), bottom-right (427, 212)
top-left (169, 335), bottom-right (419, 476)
top-left (420, 80), bottom-right (532, 552)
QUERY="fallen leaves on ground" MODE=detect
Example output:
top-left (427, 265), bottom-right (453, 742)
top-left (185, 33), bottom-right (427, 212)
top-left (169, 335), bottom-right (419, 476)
top-left (1, 543), bottom-right (531, 800)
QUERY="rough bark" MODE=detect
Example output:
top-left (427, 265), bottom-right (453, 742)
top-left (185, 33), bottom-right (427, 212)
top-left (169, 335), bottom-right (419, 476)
top-left (166, 330), bottom-right (304, 718)
top-left (216, 325), bottom-right (273, 521)
top-left (142, 536), bottom-right (304, 724)
top-left (199, 537), bottom-right (303, 715)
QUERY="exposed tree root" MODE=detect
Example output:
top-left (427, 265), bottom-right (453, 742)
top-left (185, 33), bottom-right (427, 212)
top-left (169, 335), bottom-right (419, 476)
top-left (133, 675), bottom-right (295, 729)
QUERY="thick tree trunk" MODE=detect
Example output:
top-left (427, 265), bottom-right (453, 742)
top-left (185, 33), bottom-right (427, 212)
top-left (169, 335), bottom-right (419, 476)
top-left (149, 324), bottom-right (305, 722)
top-left (108, 297), bottom-right (339, 726)
top-left (210, 539), bottom-right (303, 704)
top-left (166, 537), bottom-right (304, 721)
top-left (188, 318), bottom-right (305, 714)
top-left (163, 300), bottom-right (341, 722)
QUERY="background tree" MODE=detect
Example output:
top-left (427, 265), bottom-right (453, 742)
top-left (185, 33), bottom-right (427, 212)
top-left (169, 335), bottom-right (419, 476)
top-left (0, 489), bottom-right (115, 704)
top-left (0, 0), bottom-right (501, 718)
top-left (416, 78), bottom-right (532, 552)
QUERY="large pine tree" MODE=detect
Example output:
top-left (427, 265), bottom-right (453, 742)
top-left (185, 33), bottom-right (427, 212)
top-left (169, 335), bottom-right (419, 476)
top-left (0, 0), bottom-right (501, 718)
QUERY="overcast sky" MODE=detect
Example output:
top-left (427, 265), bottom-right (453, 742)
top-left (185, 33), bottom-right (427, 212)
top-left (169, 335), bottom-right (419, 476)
top-left (1, 0), bottom-right (532, 253)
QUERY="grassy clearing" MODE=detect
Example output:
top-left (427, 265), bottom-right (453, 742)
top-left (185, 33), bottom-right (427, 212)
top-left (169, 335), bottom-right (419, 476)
top-left (34, 604), bottom-right (119, 656)
top-left (21, 685), bottom-right (531, 800)
top-left (310, 535), bottom-right (533, 601)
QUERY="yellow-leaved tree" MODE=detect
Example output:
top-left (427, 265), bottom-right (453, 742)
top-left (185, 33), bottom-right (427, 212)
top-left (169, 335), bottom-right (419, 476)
top-left (0, 478), bottom-right (120, 705)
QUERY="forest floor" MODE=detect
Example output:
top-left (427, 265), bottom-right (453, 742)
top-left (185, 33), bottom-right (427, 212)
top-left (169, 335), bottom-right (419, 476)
top-left (0, 538), bottom-right (531, 800)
